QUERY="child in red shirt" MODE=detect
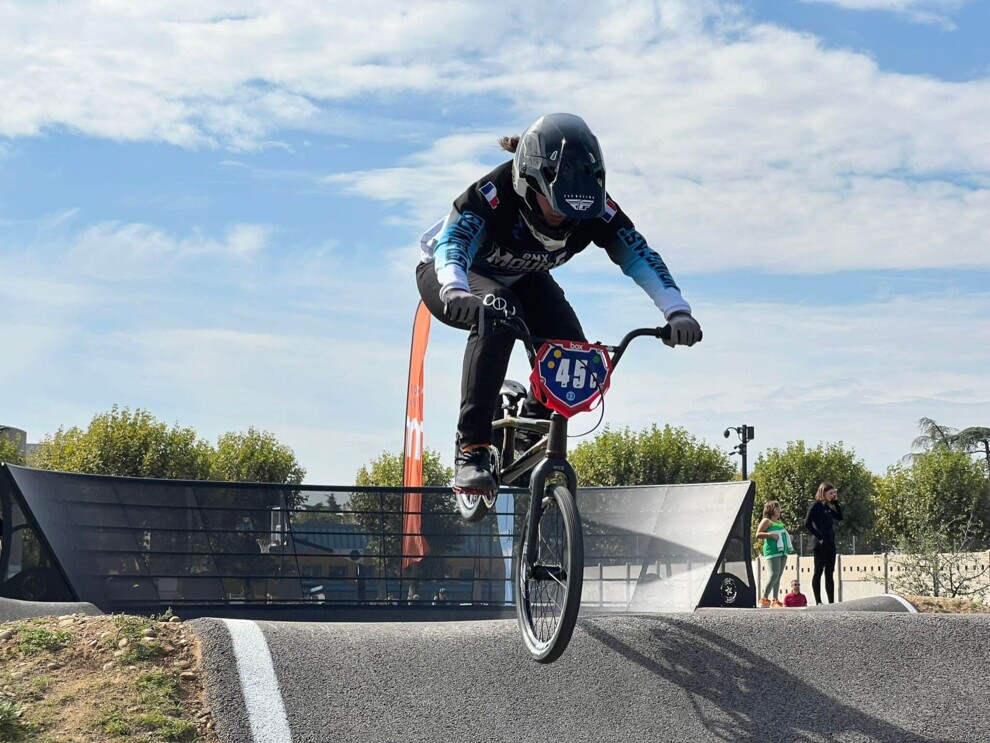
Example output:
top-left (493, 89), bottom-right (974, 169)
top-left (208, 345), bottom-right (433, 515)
top-left (783, 579), bottom-right (808, 607)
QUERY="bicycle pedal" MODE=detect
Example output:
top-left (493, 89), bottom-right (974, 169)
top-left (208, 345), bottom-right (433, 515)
top-left (453, 486), bottom-right (494, 496)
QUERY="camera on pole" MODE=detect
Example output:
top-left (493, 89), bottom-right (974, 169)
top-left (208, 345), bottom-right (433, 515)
top-left (723, 425), bottom-right (755, 479)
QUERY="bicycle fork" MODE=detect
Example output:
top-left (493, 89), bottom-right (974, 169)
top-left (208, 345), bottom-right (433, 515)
top-left (522, 412), bottom-right (578, 568)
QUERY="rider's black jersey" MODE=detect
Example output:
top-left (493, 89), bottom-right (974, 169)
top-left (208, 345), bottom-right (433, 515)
top-left (419, 161), bottom-right (691, 318)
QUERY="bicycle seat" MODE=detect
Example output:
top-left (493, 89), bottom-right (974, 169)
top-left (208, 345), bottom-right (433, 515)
top-left (499, 379), bottom-right (527, 406)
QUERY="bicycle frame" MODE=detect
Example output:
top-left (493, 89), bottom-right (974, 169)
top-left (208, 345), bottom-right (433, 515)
top-left (487, 314), bottom-right (673, 569)
top-left (491, 415), bottom-right (549, 486)
top-left (491, 407), bottom-right (577, 564)
top-left (481, 313), bottom-right (677, 662)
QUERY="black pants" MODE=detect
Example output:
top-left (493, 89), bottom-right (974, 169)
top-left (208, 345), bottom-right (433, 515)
top-left (416, 262), bottom-right (585, 446)
top-left (812, 544), bottom-right (837, 604)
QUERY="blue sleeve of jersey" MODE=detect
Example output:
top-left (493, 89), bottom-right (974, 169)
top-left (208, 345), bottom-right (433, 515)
top-left (605, 227), bottom-right (680, 290)
top-left (432, 209), bottom-right (488, 294)
top-left (604, 227), bottom-right (691, 317)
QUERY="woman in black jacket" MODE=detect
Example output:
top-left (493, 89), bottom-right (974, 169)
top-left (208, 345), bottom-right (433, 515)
top-left (805, 482), bottom-right (843, 604)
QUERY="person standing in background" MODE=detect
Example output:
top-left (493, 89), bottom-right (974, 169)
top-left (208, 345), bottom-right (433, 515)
top-left (805, 482), bottom-right (844, 605)
top-left (756, 501), bottom-right (793, 607)
top-left (784, 579), bottom-right (808, 607)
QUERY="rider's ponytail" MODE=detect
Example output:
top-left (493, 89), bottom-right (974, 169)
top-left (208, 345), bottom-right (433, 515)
top-left (498, 135), bottom-right (520, 153)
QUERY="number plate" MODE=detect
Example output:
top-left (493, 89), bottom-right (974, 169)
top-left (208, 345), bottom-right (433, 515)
top-left (529, 340), bottom-right (613, 418)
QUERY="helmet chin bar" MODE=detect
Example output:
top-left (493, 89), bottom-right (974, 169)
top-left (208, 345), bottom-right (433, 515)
top-left (520, 208), bottom-right (573, 252)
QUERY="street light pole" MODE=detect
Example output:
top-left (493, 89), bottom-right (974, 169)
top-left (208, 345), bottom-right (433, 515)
top-left (724, 424), bottom-right (755, 479)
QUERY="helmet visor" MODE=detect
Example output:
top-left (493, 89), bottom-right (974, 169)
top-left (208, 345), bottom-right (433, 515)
top-left (545, 156), bottom-right (606, 219)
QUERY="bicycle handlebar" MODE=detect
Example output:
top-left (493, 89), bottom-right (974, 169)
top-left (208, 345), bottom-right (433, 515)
top-left (480, 310), bottom-right (671, 368)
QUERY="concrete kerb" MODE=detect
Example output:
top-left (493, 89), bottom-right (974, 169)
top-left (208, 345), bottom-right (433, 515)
top-left (801, 593), bottom-right (917, 613)
top-left (698, 592), bottom-right (918, 614)
top-left (0, 596), bottom-right (103, 623)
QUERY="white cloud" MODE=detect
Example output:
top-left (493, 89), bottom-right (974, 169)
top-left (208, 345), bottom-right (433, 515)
top-left (3, 211), bottom-right (987, 483)
top-left (569, 291), bottom-right (990, 472)
top-left (4, 3), bottom-right (989, 276)
top-left (322, 10), bottom-right (990, 275)
top-left (0, 212), bottom-right (416, 322)
top-left (395, 289), bottom-right (990, 486)
top-left (61, 221), bottom-right (274, 279)
top-left (0, 1), bottom-right (499, 147)
top-left (321, 133), bottom-right (509, 227)
top-left (801, 0), bottom-right (969, 28)
top-left (2, 0), bottom-right (989, 485)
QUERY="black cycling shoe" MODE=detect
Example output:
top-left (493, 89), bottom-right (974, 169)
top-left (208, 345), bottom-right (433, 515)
top-left (454, 446), bottom-right (497, 493)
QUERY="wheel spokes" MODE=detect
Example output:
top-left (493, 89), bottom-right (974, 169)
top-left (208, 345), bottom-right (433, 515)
top-left (521, 497), bottom-right (571, 643)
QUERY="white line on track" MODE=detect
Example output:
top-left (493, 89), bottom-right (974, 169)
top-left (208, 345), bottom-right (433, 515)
top-left (221, 618), bottom-right (294, 743)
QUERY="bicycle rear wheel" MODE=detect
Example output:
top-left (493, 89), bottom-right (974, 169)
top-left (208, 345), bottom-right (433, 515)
top-left (514, 483), bottom-right (584, 663)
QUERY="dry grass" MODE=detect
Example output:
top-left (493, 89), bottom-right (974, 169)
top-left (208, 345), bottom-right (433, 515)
top-left (905, 595), bottom-right (990, 614)
top-left (0, 612), bottom-right (218, 742)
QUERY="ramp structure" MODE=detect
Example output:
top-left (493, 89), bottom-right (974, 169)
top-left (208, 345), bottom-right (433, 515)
top-left (580, 481), bottom-right (755, 611)
top-left (1, 463), bottom-right (754, 617)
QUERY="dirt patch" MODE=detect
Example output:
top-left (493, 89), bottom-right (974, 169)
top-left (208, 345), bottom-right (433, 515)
top-left (905, 595), bottom-right (990, 614)
top-left (0, 612), bottom-right (218, 742)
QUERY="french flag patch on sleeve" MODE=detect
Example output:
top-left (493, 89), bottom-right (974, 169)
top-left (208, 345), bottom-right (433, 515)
top-left (480, 181), bottom-right (499, 209)
top-left (602, 197), bottom-right (618, 223)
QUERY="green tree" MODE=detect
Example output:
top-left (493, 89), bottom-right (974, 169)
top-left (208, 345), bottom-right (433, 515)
top-left (951, 426), bottom-right (990, 511)
top-left (954, 426), bottom-right (990, 472)
top-left (0, 436), bottom-right (25, 465)
top-left (902, 418), bottom-right (990, 538)
top-left (354, 449), bottom-right (453, 488)
top-left (293, 493), bottom-right (345, 525)
top-left (351, 449), bottom-right (459, 596)
top-left (29, 405), bottom-right (212, 479)
top-left (909, 418), bottom-right (990, 481)
top-left (908, 416), bottom-right (959, 457)
top-left (209, 427), bottom-right (305, 484)
top-left (749, 440), bottom-right (875, 554)
top-left (568, 424), bottom-right (735, 486)
top-left (877, 449), bottom-right (990, 549)
top-left (870, 469), bottom-right (910, 551)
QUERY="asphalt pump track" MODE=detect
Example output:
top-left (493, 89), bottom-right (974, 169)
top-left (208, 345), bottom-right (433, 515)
top-left (193, 608), bottom-right (990, 743)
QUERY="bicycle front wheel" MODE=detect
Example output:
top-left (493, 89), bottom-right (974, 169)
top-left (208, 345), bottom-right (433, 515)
top-left (514, 483), bottom-right (584, 663)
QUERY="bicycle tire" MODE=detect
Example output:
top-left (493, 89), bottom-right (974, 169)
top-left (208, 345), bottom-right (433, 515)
top-left (514, 483), bottom-right (584, 663)
top-left (455, 446), bottom-right (500, 523)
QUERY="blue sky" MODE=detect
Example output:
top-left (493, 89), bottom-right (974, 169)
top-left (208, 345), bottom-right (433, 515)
top-left (1, 0), bottom-right (988, 485)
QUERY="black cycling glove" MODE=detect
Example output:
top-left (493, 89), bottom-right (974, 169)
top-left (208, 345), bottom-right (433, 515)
top-left (444, 289), bottom-right (483, 327)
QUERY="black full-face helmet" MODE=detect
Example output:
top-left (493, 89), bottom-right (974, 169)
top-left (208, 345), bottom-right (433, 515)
top-left (511, 113), bottom-right (606, 250)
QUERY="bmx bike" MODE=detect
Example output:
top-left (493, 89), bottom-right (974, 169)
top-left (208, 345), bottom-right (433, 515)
top-left (454, 313), bottom-right (675, 663)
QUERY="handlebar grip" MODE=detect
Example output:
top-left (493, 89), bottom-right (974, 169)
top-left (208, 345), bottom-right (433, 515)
top-left (480, 309), bottom-right (534, 341)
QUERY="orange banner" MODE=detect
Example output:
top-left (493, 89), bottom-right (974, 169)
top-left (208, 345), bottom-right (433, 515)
top-left (401, 300), bottom-right (432, 570)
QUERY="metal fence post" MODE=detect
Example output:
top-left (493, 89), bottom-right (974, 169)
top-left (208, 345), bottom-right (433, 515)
top-left (599, 563), bottom-right (604, 608)
top-left (837, 552), bottom-right (843, 602)
top-left (626, 561), bottom-right (631, 604)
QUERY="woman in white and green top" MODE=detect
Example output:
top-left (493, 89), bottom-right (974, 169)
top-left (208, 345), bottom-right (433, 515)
top-left (756, 501), bottom-right (793, 607)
